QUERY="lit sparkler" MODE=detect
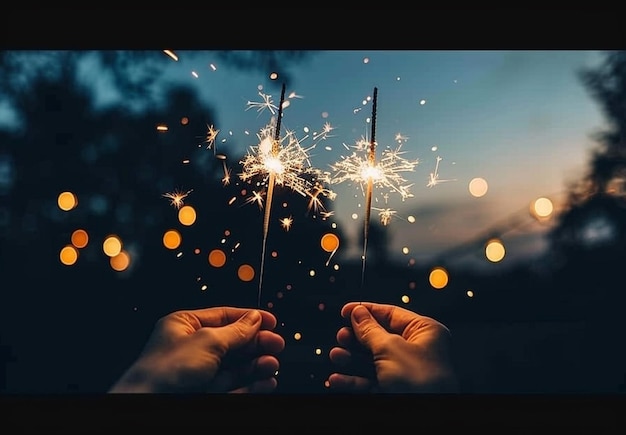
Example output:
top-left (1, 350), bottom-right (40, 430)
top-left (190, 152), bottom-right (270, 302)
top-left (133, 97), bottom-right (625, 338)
top-left (328, 87), bottom-right (419, 291)
top-left (239, 84), bottom-right (333, 307)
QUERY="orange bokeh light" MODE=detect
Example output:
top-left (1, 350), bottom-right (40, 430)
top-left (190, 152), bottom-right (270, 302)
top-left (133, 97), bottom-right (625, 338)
top-left (208, 249), bottom-right (227, 268)
top-left (60, 245), bottom-right (78, 265)
top-left (110, 250), bottom-right (130, 272)
top-left (57, 191), bottom-right (77, 211)
top-left (71, 229), bottom-right (89, 249)
top-left (237, 264), bottom-right (255, 282)
top-left (320, 233), bottom-right (340, 253)
top-left (163, 230), bottom-right (182, 250)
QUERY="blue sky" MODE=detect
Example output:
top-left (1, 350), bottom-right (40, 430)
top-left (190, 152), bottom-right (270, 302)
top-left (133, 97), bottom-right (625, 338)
top-left (4, 50), bottom-right (609, 268)
top-left (143, 50), bottom-right (606, 267)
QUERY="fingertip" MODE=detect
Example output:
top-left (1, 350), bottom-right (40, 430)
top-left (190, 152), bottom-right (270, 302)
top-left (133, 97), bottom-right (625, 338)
top-left (259, 310), bottom-right (278, 330)
top-left (246, 309), bottom-right (262, 323)
top-left (341, 301), bottom-right (374, 318)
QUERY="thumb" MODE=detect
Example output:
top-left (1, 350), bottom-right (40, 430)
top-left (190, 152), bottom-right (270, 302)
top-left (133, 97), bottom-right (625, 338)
top-left (218, 309), bottom-right (263, 351)
top-left (350, 305), bottom-right (388, 352)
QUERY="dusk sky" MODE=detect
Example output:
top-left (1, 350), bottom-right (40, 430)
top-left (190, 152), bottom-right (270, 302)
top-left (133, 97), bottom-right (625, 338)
top-left (2, 50), bottom-right (609, 268)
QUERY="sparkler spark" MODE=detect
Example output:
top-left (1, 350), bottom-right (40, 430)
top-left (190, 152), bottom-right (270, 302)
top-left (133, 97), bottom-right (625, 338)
top-left (246, 91), bottom-right (279, 116)
top-left (203, 124), bottom-right (220, 154)
top-left (162, 189), bottom-right (193, 209)
top-left (374, 207), bottom-right (397, 226)
top-left (427, 156), bottom-right (456, 187)
top-left (216, 154), bottom-right (231, 186)
top-left (280, 216), bottom-right (293, 231)
top-left (313, 122), bottom-right (336, 141)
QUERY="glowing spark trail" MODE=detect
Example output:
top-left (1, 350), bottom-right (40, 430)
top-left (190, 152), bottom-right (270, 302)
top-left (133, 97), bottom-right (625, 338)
top-left (328, 88), bottom-right (419, 293)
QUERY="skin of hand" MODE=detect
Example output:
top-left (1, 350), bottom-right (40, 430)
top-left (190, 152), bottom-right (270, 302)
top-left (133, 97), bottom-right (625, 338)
top-left (109, 307), bottom-right (285, 393)
top-left (328, 302), bottom-right (458, 393)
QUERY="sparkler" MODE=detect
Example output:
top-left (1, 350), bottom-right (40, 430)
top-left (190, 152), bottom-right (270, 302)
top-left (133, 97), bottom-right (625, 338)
top-left (328, 87), bottom-right (419, 293)
top-left (239, 84), bottom-right (329, 306)
top-left (258, 83), bottom-right (284, 308)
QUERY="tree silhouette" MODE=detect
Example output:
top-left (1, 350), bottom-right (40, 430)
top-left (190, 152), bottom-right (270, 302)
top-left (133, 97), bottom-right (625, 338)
top-left (0, 49), bottom-right (347, 393)
top-left (549, 50), bottom-right (626, 266)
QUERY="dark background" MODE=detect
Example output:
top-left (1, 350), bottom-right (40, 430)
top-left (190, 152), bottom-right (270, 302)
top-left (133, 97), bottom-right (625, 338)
top-left (1, 47), bottom-right (626, 395)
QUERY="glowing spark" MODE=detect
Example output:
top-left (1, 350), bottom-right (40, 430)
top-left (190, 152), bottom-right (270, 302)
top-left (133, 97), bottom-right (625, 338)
top-left (246, 91), bottom-right (278, 116)
top-left (288, 91), bottom-right (304, 99)
top-left (163, 50), bottom-right (178, 61)
top-left (427, 156), bottom-right (456, 188)
top-left (374, 207), bottom-right (397, 226)
top-left (162, 189), bottom-right (193, 209)
top-left (245, 190), bottom-right (265, 209)
top-left (209, 63), bottom-right (217, 71)
top-left (280, 216), bottom-right (293, 231)
top-left (320, 211), bottom-right (334, 220)
top-left (313, 122), bottom-right (336, 141)
top-left (221, 162), bottom-right (232, 186)
top-left (203, 124), bottom-right (220, 155)
top-left (306, 183), bottom-right (336, 214)
top-left (395, 132), bottom-right (409, 143)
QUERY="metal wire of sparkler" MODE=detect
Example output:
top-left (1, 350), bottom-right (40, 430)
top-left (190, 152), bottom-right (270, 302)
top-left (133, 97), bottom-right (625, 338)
top-left (361, 87), bottom-right (378, 295)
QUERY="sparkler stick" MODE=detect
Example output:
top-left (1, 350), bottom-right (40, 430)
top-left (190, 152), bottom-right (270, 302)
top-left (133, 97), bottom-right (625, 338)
top-left (257, 83), bottom-right (286, 307)
top-left (361, 87), bottom-right (378, 296)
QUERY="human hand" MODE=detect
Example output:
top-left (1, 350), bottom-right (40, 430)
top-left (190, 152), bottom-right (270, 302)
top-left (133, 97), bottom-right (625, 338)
top-left (109, 307), bottom-right (285, 393)
top-left (328, 302), bottom-right (458, 393)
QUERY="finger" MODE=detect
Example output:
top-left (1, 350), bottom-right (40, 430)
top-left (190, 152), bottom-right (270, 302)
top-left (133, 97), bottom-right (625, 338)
top-left (232, 330), bottom-right (286, 360)
top-left (172, 306), bottom-right (277, 331)
top-left (329, 347), bottom-right (352, 366)
top-left (336, 326), bottom-right (355, 347)
top-left (327, 373), bottom-right (373, 393)
top-left (341, 302), bottom-right (436, 335)
top-left (347, 305), bottom-right (391, 353)
top-left (256, 330), bottom-right (286, 355)
top-left (200, 310), bottom-right (262, 358)
top-left (230, 377), bottom-right (278, 394)
top-left (252, 355), bottom-right (280, 379)
top-left (329, 346), bottom-right (377, 379)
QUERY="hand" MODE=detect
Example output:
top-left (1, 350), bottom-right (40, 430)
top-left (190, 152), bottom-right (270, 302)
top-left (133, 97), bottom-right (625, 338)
top-left (328, 302), bottom-right (458, 393)
top-left (109, 307), bottom-right (285, 393)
